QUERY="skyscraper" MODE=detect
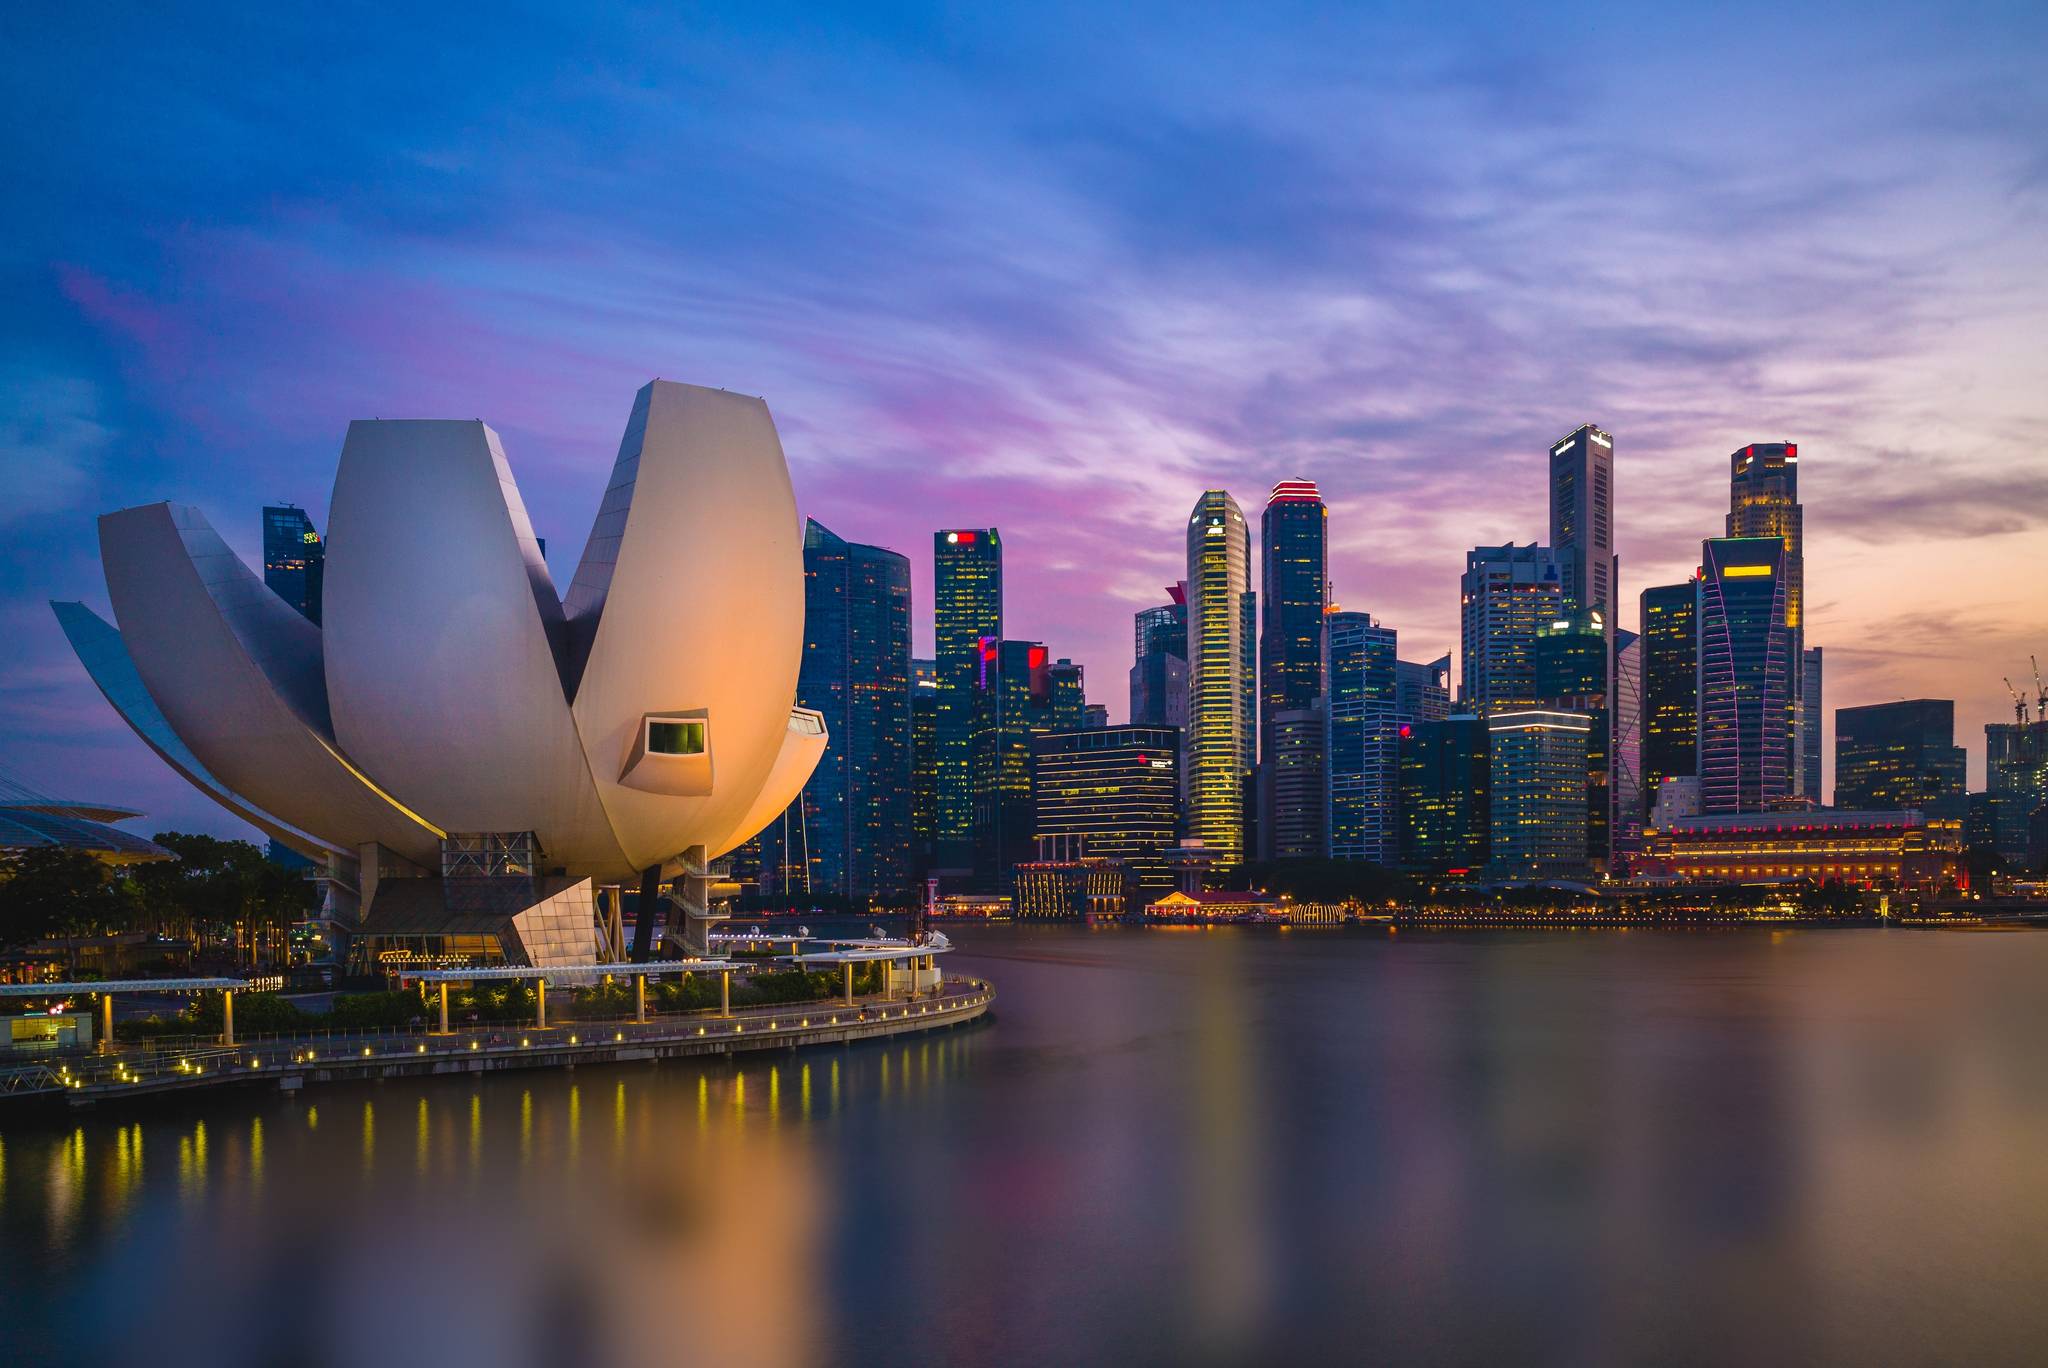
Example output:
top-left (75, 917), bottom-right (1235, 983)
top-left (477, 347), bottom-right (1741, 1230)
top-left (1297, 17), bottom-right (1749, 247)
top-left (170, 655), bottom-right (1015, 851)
top-left (1803, 646), bottom-right (1824, 805)
top-left (1727, 443), bottom-right (1808, 797)
top-left (970, 637), bottom-right (1061, 885)
top-left (1030, 724), bottom-right (1181, 894)
top-left (1259, 480), bottom-right (1328, 858)
top-left (262, 504), bottom-right (324, 623)
top-left (1548, 424), bottom-right (1617, 639)
top-left (934, 528), bottom-right (1001, 868)
top-left (1611, 630), bottom-right (1644, 859)
top-left (1460, 544), bottom-right (1563, 714)
top-left (1697, 536), bottom-right (1795, 814)
top-left (1185, 491), bottom-right (1254, 866)
top-left (1268, 707), bottom-right (1326, 860)
top-left (1396, 654), bottom-right (1452, 725)
top-left (1536, 611), bottom-right (1611, 866)
top-left (1130, 591), bottom-right (1189, 728)
top-left (1399, 716), bottom-right (1491, 873)
top-left (910, 658), bottom-right (940, 878)
top-left (1325, 611), bottom-right (1400, 864)
top-left (759, 521), bottom-right (912, 904)
top-left (1047, 657), bottom-right (1088, 732)
top-left (1835, 699), bottom-right (1966, 816)
top-left (1984, 715), bottom-right (2047, 865)
top-left (1488, 710), bottom-right (1593, 877)
top-left (1639, 581), bottom-right (1698, 821)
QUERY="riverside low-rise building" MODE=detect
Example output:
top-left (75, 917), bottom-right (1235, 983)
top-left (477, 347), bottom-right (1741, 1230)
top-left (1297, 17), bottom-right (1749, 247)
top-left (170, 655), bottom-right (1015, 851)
top-left (1637, 810), bottom-right (1963, 890)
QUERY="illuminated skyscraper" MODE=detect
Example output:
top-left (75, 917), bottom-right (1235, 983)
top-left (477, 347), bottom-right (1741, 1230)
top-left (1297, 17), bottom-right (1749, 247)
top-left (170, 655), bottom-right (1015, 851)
top-left (910, 658), bottom-right (940, 875)
top-left (1460, 543), bottom-right (1563, 714)
top-left (1697, 536), bottom-right (1794, 814)
top-left (1047, 657), bottom-right (1088, 732)
top-left (1488, 710), bottom-right (1593, 877)
top-left (1548, 425), bottom-right (1616, 639)
top-left (1396, 654), bottom-right (1452, 725)
top-left (1030, 724), bottom-right (1181, 893)
top-left (1268, 707), bottom-right (1326, 859)
top-left (1611, 631), bottom-right (1644, 859)
top-left (1984, 716), bottom-right (2047, 864)
top-left (1259, 480), bottom-right (1328, 857)
top-left (1803, 646), bottom-right (1824, 804)
top-left (1399, 716), bottom-right (1490, 873)
top-left (758, 521), bottom-right (911, 904)
top-left (1325, 611), bottom-right (1400, 864)
top-left (1727, 443), bottom-right (1809, 798)
top-left (970, 637), bottom-right (1060, 885)
top-left (262, 504), bottom-right (324, 624)
top-left (1536, 611), bottom-right (1611, 867)
top-left (1185, 490), bottom-right (1254, 866)
top-left (1130, 591), bottom-right (1189, 728)
top-left (1835, 699), bottom-right (1966, 817)
top-left (1639, 582), bottom-right (1698, 821)
top-left (934, 528), bottom-right (1001, 867)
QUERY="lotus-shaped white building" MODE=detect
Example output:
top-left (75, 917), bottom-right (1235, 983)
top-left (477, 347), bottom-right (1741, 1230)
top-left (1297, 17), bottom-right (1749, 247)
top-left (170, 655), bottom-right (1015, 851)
top-left (54, 381), bottom-right (827, 965)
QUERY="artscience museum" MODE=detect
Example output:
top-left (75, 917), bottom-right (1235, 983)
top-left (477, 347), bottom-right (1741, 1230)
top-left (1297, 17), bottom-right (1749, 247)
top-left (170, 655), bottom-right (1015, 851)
top-left (53, 381), bottom-right (829, 968)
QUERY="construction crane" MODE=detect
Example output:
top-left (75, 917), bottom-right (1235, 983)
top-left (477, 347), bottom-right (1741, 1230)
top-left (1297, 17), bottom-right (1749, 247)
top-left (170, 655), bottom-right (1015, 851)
top-left (2034, 655), bottom-right (2045, 722)
top-left (2004, 677), bottom-right (2030, 727)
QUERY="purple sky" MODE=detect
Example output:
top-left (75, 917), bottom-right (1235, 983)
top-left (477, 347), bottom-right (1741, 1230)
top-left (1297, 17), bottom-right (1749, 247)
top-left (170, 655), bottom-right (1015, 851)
top-left (3, 2), bottom-right (2045, 838)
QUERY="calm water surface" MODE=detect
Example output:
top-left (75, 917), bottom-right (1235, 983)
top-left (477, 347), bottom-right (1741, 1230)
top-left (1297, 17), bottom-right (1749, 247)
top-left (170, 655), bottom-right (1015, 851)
top-left (4, 925), bottom-right (2048, 1366)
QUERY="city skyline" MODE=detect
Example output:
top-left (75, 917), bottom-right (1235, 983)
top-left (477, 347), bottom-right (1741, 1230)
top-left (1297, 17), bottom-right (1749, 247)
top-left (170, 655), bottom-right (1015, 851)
top-left (6, 4), bottom-right (2047, 840)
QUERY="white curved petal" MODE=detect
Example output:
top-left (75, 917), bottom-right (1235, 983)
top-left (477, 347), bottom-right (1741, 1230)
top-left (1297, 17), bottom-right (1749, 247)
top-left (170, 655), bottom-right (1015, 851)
top-left (98, 502), bottom-right (443, 866)
top-left (709, 707), bottom-right (829, 858)
top-left (51, 599), bottom-right (344, 863)
top-left (567, 382), bottom-right (806, 872)
top-left (324, 420), bottom-right (630, 879)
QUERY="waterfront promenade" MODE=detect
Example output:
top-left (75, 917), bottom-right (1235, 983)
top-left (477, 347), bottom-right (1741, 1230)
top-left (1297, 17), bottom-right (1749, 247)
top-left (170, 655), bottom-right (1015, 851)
top-left (0, 975), bottom-right (992, 1108)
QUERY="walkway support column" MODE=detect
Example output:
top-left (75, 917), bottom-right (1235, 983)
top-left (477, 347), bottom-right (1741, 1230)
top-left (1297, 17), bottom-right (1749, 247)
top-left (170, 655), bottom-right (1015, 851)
top-left (536, 978), bottom-right (548, 1029)
top-left (438, 982), bottom-right (450, 1034)
top-left (630, 866), bottom-right (660, 963)
top-left (634, 973), bottom-right (646, 1023)
top-left (221, 989), bottom-right (235, 1047)
top-left (842, 961), bottom-right (854, 1006)
top-left (100, 991), bottom-right (114, 1054)
top-left (720, 969), bottom-right (731, 1016)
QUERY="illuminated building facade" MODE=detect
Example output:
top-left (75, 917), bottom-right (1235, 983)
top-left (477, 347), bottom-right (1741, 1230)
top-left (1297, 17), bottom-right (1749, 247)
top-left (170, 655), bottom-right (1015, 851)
top-left (1640, 581), bottom-right (1698, 821)
top-left (1029, 724), bottom-right (1179, 893)
top-left (1834, 699), bottom-right (1966, 818)
top-left (910, 659), bottom-right (939, 875)
top-left (1259, 480), bottom-right (1328, 858)
top-left (1129, 592), bottom-right (1188, 728)
top-left (1535, 612), bottom-right (1611, 867)
top-left (1612, 630), bottom-right (1644, 859)
top-left (1697, 537), bottom-right (1794, 814)
top-left (757, 520), bottom-right (912, 903)
top-left (969, 637), bottom-right (1058, 886)
top-left (1012, 852), bottom-right (1132, 920)
top-left (1726, 443), bottom-right (1809, 798)
top-left (1641, 810), bottom-right (1962, 891)
top-left (1398, 715), bottom-right (1489, 872)
top-left (1487, 709), bottom-right (1592, 877)
top-left (1396, 654), bottom-right (1452, 725)
top-left (1325, 611), bottom-right (1400, 864)
top-left (1803, 646), bottom-right (1824, 805)
top-left (262, 504), bottom-right (324, 624)
top-left (1185, 490), bottom-right (1254, 866)
top-left (1268, 707), bottom-right (1326, 860)
top-left (1985, 717), bottom-right (2048, 865)
top-left (934, 528), bottom-right (1002, 868)
top-left (1460, 544), bottom-right (1564, 714)
top-left (1548, 424), bottom-right (1616, 641)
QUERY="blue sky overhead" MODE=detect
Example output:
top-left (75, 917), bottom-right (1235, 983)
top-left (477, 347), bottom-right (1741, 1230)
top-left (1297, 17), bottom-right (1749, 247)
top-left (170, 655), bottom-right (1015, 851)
top-left (3, 1), bottom-right (2045, 836)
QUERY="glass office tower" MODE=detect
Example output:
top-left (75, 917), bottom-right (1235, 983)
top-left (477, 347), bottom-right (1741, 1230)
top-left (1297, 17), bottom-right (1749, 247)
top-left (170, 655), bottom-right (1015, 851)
top-left (1640, 581), bottom-right (1698, 821)
top-left (1697, 536), bottom-right (1794, 814)
top-left (262, 504), bottom-right (324, 624)
top-left (1130, 592), bottom-right (1189, 728)
top-left (1399, 715), bottom-right (1491, 872)
top-left (1325, 611), bottom-right (1400, 864)
top-left (1460, 544), bottom-right (1564, 714)
top-left (1030, 724), bottom-right (1181, 893)
top-left (1259, 480), bottom-right (1328, 858)
top-left (934, 529), bottom-right (1002, 868)
top-left (1185, 491), bottom-right (1254, 866)
top-left (1727, 443), bottom-right (1808, 798)
top-left (1488, 710), bottom-right (1593, 877)
top-left (1835, 698), bottom-right (1967, 817)
top-left (757, 521), bottom-right (912, 904)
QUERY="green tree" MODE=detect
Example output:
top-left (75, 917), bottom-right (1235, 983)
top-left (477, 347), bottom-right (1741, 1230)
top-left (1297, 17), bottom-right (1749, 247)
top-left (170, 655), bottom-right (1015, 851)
top-left (0, 846), bottom-right (139, 971)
